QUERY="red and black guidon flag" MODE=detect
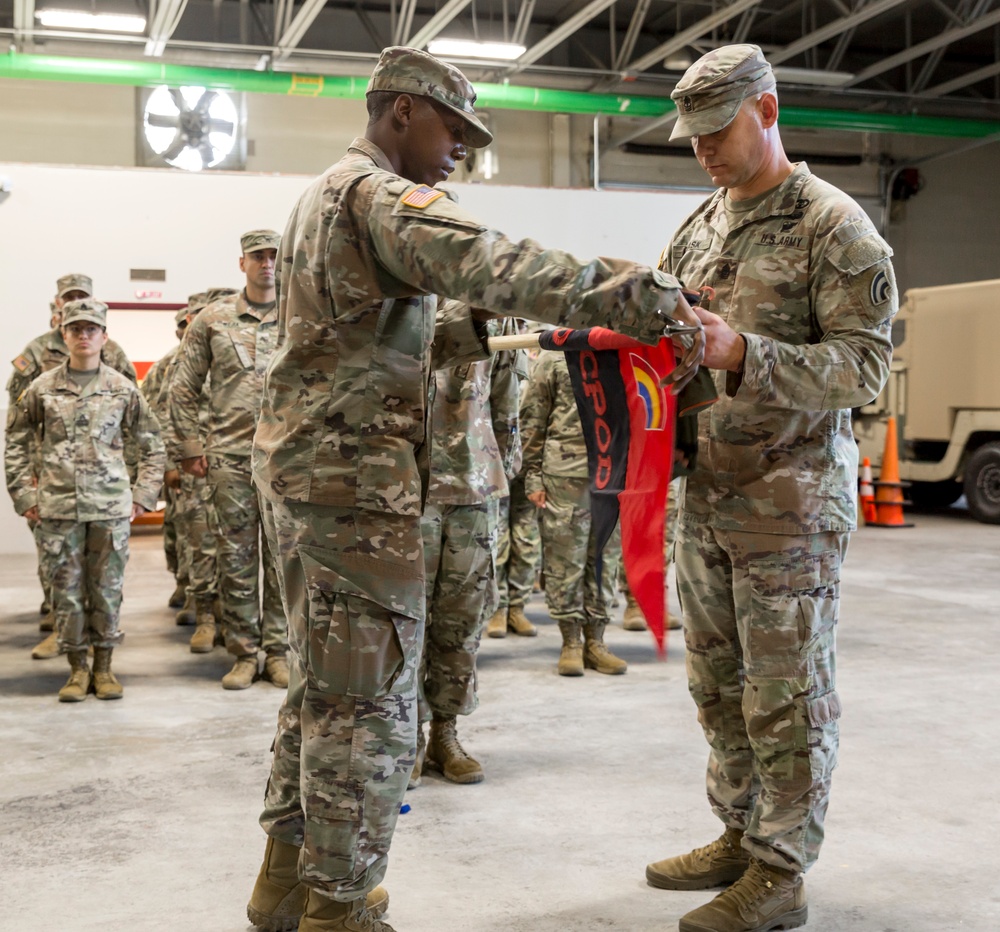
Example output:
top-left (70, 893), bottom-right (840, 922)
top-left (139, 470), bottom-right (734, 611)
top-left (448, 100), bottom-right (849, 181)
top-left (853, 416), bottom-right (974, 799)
top-left (538, 327), bottom-right (677, 655)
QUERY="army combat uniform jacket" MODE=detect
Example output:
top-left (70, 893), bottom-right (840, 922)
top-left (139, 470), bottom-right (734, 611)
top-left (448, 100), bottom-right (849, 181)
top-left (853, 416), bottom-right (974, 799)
top-left (252, 137), bottom-right (683, 517)
top-left (663, 162), bottom-right (896, 535)
top-left (5, 362), bottom-right (165, 520)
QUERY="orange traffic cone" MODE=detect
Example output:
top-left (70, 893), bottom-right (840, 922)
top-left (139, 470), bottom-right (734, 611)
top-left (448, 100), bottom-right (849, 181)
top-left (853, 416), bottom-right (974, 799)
top-left (867, 417), bottom-right (914, 528)
top-left (859, 456), bottom-right (877, 524)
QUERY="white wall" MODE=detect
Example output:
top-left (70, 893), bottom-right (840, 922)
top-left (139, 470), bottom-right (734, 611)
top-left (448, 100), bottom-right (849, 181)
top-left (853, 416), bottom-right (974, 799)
top-left (0, 160), bottom-right (704, 553)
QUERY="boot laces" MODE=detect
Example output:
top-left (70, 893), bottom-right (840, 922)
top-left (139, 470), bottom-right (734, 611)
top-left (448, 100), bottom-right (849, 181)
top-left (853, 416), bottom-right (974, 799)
top-left (696, 832), bottom-right (739, 863)
top-left (714, 858), bottom-right (781, 913)
top-left (437, 724), bottom-right (471, 761)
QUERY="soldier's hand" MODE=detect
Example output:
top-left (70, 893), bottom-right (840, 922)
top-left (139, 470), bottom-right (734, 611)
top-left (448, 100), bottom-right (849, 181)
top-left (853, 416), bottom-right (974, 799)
top-left (164, 468), bottom-right (182, 491)
top-left (527, 489), bottom-right (547, 509)
top-left (23, 505), bottom-right (39, 521)
top-left (180, 455), bottom-right (208, 478)
top-left (690, 306), bottom-right (747, 372)
top-left (662, 293), bottom-right (706, 395)
top-left (130, 503), bottom-right (147, 522)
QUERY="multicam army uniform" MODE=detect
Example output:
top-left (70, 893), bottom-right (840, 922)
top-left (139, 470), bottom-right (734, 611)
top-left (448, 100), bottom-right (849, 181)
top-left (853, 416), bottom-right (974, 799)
top-left (520, 351), bottom-right (620, 642)
top-left (5, 363), bottom-right (165, 651)
top-left (664, 161), bottom-right (896, 873)
top-left (419, 315), bottom-right (526, 722)
top-left (168, 291), bottom-right (283, 659)
top-left (250, 134), bottom-right (682, 901)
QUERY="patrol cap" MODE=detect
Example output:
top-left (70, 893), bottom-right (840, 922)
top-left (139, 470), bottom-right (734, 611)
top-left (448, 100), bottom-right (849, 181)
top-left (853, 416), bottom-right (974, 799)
top-left (61, 298), bottom-right (108, 329)
top-left (670, 44), bottom-right (776, 140)
top-left (240, 229), bottom-right (281, 254)
top-left (175, 291), bottom-right (208, 324)
top-left (367, 46), bottom-right (493, 148)
top-left (56, 273), bottom-right (94, 299)
top-left (204, 286), bottom-right (240, 303)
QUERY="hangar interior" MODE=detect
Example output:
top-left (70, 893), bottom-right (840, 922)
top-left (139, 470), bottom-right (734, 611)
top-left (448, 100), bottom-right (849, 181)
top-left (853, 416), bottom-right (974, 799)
top-left (1, 1), bottom-right (999, 930)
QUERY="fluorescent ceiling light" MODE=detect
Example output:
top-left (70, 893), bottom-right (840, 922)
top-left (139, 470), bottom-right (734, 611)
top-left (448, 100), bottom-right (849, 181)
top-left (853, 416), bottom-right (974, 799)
top-left (35, 9), bottom-right (147, 32)
top-left (772, 66), bottom-right (854, 87)
top-left (427, 39), bottom-right (526, 61)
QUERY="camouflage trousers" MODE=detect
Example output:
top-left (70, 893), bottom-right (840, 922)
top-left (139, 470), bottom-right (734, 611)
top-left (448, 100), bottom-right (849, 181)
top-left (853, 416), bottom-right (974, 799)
top-left (163, 486), bottom-right (181, 581)
top-left (675, 522), bottom-right (847, 874)
top-left (538, 475), bottom-right (617, 628)
top-left (259, 498), bottom-right (424, 900)
top-left (207, 454), bottom-right (285, 657)
top-left (29, 516), bottom-right (53, 609)
top-left (175, 471), bottom-right (217, 608)
top-left (37, 517), bottom-right (130, 652)
top-left (495, 475), bottom-right (541, 611)
top-left (418, 500), bottom-right (499, 723)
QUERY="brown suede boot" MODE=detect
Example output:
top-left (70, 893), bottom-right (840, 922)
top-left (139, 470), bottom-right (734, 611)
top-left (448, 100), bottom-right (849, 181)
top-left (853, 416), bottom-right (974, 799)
top-left (678, 857), bottom-right (806, 932)
top-left (300, 889), bottom-right (395, 932)
top-left (407, 725), bottom-right (426, 790)
top-left (58, 651), bottom-right (91, 702)
top-left (557, 621), bottom-right (584, 676)
top-left (264, 653), bottom-right (290, 688)
top-left (32, 630), bottom-right (61, 660)
top-left (507, 605), bottom-right (537, 637)
top-left (92, 646), bottom-right (124, 700)
top-left (646, 826), bottom-right (750, 890)
top-left (425, 715), bottom-right (484, 784)
top-left (485, 608), bottom-right (507, 638)
top-left (175, 594), bottom-right (197, 626)
top-left (189, 606), bottom-right (217, 653)
top-left (222, 654), bottom-right (258, 690)
top-left (168, 582), bottom-right (186, 608)
top-left (622, 594), bottom-right (648, 631)
top-left (247, 836), bottom-right (306, 932)
top-left (583, 622), bottom-right (627, 674)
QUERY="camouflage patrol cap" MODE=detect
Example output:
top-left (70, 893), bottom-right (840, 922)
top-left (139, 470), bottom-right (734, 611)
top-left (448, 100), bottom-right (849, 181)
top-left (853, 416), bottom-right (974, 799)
top-left (56, 273), bottom-right (94, 299)
top-left (61, 298), bottom-right (108, 329)
top-left (175, 291), bottom-right (208, 323)
top-left (670, 44), bottom-right (776, 140)
top-left (204, 286), bottom-right (240, 303)
top-left (240, 229), bottom-right (281, 254)
top-left (367, 46), bottom-right (493, 148)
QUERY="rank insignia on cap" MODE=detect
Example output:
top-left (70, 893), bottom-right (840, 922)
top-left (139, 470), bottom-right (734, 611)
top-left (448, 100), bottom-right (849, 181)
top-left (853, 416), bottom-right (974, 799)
top-left (683, 96), bottom-right (693, 112)
top-left (401, 185), bottom-right (446, 209)
top-left (12, 355), bottom-right (30, 373)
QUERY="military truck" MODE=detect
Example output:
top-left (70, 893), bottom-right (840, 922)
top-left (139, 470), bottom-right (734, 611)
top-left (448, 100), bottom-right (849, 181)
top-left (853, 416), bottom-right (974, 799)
top-left (854, 278), bottom-right (1000, 525)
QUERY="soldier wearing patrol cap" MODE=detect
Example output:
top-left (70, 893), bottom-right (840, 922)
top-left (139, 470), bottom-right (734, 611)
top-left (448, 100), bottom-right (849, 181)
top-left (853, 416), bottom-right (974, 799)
top-left (5, 299), bottom-right (165, 702)
top-left (168, 232), bottom-right (289, 691)
top-left (244, 45), bottom-right (704, 932)
top-left (7, 274), bottom-right (137, 659)
top-left (644, 45), bottom-right (897, 932)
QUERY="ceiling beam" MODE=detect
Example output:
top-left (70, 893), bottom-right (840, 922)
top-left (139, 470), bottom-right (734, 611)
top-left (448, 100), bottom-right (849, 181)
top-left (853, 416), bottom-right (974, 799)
top-left (625, 0), bottom-right (764, 76)
top-left (408, 0), bottom-right (474, 49)
top-left (145, 0), bottom-right (191, 57)
top-left (613, 0), bottom-right (651, 71)
top-left (512, 0), bottom-right (536, 46)
top-left (506, 0), bottom-right (618, 74)
top-left (924, 59), bottom-right (1000, 97)
top-left (13, 0), bottom-right (34, 48)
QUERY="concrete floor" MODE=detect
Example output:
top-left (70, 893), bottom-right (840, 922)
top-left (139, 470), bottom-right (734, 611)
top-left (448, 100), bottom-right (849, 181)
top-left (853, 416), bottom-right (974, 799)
top-left (1, 507), bottom-right (998, 932)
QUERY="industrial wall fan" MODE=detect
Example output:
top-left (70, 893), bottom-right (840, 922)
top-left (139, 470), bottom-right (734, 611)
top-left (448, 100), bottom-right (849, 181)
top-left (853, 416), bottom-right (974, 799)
top-left (138, 85), bottom-right (246, 172)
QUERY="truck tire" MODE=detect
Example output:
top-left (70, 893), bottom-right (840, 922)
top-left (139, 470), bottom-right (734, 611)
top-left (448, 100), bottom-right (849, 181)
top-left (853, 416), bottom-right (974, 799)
top-left (964, 442), bottom-right (1000, 524)
top-left (910, 481), bottom-right (963, 509)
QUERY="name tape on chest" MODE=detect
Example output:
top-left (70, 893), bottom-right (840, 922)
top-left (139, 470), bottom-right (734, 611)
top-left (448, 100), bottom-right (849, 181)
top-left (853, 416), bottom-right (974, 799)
top-left (400, 186), bottom-right (445, 210)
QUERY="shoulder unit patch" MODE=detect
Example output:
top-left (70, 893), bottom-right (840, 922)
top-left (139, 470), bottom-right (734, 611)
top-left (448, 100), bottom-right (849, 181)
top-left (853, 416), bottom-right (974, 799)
top-left (400, 185), bottom-right (445, 209)
top-left (12, 355), bottom-right (30, 373)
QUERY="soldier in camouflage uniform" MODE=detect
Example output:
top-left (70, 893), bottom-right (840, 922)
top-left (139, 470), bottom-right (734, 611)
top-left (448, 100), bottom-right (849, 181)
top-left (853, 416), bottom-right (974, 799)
top-left (169, 235), bottom-right (287, 691)
top-left (411, 316), bottom-right (526, 788)
top-left (520, 350), bottom-right (628, 677)
top-left (5, 300), bottom-right (165, 701)
top-left (7, 273), bottom-right (137, 661)
top-left (642, 46), bottom-right (896, 932)
top-left (244, 46), bottom-right (700, 932)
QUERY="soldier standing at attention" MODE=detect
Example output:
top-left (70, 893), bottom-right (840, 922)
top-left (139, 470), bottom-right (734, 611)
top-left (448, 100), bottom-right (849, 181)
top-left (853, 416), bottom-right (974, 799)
top-left (643, 46), bottom-right (896, 932)
top-left (169, 232), bottom-right (288, 691)
top-left (520, 350), bottom-right (627, 677)
top-left (245, 46), bottom-right (702, 932)
top-left (410, 317), bottom-right (526, 789)
top-left (5, 299), bottom-right (164, 701)
top-left (7, 273), bottom-right (137, 661)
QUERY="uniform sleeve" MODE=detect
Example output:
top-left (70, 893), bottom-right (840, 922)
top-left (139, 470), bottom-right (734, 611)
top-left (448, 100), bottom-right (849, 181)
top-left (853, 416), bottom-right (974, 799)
top-left (734, 217), bottom-right (896, 411)
top-left (4, 385), bottom-right (40, 515)
top-left (518, 353), bottom-right (555, 497)
top-left (432, 298), bottom-right (491, 369)
top-left (488, 318), bottom-right (527, 480)
top-left (125, 390), bottom-right (167, 511)
top-left (7, 352), bottom-right (39, 408)
top-left (365, 180), bottom-right (683, 346)
top-left (168, 313), bottom-right (212, 460)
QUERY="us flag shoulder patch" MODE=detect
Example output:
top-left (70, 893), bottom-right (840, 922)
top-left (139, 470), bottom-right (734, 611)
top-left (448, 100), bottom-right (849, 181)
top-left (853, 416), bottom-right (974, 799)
top-left (12, 355), bottom-right (30, 373)
top-left (400, 185), bottom-right (445, 209)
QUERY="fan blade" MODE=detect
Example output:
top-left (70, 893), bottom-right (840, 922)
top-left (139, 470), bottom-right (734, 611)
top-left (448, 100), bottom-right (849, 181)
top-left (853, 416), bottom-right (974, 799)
top-left (198, 140), bottom-right (216, 167)
top-left (203, 118), bottom-right (235, 135)
top-left (161, 135), bottom-right (189, 162)
top-left (168, 88), bottom-right (188, 115)
top-left (146, 113), bottom-right (182, 130)
top-left (193, 90), bottom-right (218, 116)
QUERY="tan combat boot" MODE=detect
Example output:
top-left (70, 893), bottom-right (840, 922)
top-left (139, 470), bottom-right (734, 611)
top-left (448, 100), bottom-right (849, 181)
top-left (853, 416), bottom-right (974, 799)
top-left (300, 889), bottom-right (395, 932)
top-left (32, 630), bottom-right (61, 660)
top-left (426, 715), bottom-right (484, 784)
top-left (622, 594), bottom-right (648, 631)
top-left (557, 621), bottom-right (584, 676)
top-left (189, 606), bottom-right (217, 653)
top-left (222, 654), bottom-right (258, 690)
top-left (58, 651), bottom-right (91, 702)
top-left (175, 594), bottom-right (197, 626)
top-left (168, 582), bottom-right (186, 608)
top-left (678, 857), bottom-right (806, 932)
top-left (507, 605), bottom-right (537, 637)
top-left (407, 725), bottom-right (426, 790)
top-left (264, 653), bottom-right (290, 688)
top-left (485, 607), bottom-right (507, 638)
top-left (646, 826), bottom-right (750, 890)
top-left (583, 622), bottom-right (627, 675)
top-left (92, 646), bottom-right (124, 700)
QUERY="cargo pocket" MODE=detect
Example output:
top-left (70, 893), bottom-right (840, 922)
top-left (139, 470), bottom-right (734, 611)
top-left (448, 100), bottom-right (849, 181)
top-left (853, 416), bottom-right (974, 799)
top-left (301, 774), bottom-right (365, 881)
top-left (806, 688), bottom-right (842, 782)
top-left (110, 520), bottom-right (131, 551)
top-left (37, 527), bottom-right (67, 558)
top-left (746, 551), bottom-right (840, 677)
top-left (299, 547), bottom-right (422, 699)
